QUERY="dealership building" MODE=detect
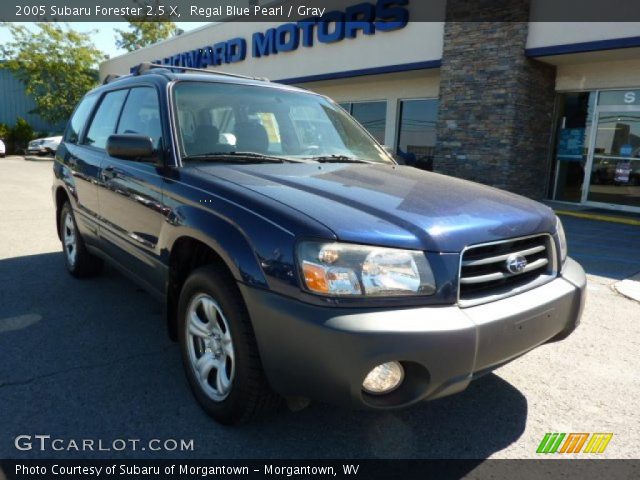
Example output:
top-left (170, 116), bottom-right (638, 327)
top-left (100, 1), bottom-right (640, 213)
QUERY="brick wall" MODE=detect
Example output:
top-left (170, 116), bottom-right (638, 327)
top-left (434, 0), bottom-right (557, 199)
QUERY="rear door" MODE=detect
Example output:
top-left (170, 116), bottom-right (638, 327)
top-left (57, 93), bottom-right (101, 242)
top-left (97, 86), bottom-right (167, 295)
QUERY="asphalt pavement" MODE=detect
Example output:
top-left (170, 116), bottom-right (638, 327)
top-left (0, 156), bottom-right (638, 460)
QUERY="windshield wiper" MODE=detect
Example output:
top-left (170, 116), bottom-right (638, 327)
top-left (306, 155), bottom-right (372, 164)
top-left (183, 151), bottom-right (301, 163)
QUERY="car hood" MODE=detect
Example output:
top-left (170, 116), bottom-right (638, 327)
top-left (195, 163), bottom-right (556, 252)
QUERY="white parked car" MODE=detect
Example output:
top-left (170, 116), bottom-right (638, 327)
top-left (27, 135), bottom-right (62, 156)
top-left (0, 139), bottom-right (5, 158)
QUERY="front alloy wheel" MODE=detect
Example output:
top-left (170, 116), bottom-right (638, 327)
top-left (185, 294), bottom-right (235, 401)
top-left (177, 266), bottom-right (281, 424)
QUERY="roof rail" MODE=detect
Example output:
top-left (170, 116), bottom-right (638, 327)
top-left (102, 73), bottom-right (122, 84)
top-left (132, 62), bottom-right (269, 82)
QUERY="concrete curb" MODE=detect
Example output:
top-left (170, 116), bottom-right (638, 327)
top-left (614, 272), bottom-right (640, 303)
top-left (23, 155), bottom-right (54, 162)
top-left (0, 155), bottom-right (52, 162)
top-left (555, 209), bottom-right (640, 227)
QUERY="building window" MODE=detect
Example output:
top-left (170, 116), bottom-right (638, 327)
top-left (340, 101), bottom-right (386, 144)
top-left (396, 99), bottom-right (438, 170)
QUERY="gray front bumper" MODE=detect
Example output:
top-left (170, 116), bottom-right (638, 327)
top-left (240, 257), bottom-right (586, 409)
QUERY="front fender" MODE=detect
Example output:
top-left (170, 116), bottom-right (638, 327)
top-left (160, 205), bottom-right (271, 289)
top-left (158, 202), bottom-right (304, 341)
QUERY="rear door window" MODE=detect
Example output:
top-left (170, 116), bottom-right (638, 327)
top-left (84, 89), bottom-right (128, 149)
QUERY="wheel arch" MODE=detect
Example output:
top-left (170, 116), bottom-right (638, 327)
top-left (164, 224), bottom-right (268, 341)
top-left (54, 186), bottom-right (71, 240)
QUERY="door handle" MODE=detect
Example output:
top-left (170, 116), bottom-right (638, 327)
top-left (102, 166), bottom-right (116, 180)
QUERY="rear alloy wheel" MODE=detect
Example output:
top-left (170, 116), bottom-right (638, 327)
top-left (59, 202), bottom-right (103, 277)
top-left (63, 213), bottom-right (78, 269)
top-left (178, 266), bottom-right (281, 424)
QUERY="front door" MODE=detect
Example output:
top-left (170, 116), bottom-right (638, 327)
top-left (97, 86), bottom-right (168, 295)
top-left (583, 104), bottom-right (640, 212)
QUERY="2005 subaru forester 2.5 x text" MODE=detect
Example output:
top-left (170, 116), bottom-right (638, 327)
top-left (52, 63), bottom-right (586, 424)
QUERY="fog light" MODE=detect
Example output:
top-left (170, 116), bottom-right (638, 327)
top-left (362, 361), bottom-right (404, 395)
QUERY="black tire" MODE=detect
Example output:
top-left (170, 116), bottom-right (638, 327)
top-left (59, 201), bottom-right (103, 277)
top-left (178, 265), bottom-right (281, 424)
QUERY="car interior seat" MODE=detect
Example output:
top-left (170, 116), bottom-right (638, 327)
top-left (189, 125), bottom-right (221, 156)
top-left (234, 121), bottom-right (269, 153)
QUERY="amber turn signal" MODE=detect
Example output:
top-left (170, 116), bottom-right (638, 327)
top-left (302, 261), bottom-right (330, 294)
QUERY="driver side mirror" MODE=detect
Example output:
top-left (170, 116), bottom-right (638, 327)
top-left (106, 134), bottom-right (154, 162)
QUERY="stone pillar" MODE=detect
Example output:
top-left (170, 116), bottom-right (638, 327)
top-left (434, 0), bottom-right (557, 199)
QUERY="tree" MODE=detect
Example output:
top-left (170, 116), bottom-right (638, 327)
top-left (9, 118), bottom-right (34, 152)
top-left (115, 21), bottom-right (177, 52)
top-left (0, 23), bottom-right (105, 125)
top-left (0, 123), bottom-right (9, 142)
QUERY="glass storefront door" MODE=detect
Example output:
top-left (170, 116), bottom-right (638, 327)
top-left (584, 105), bottom-right (640, 211)
top-left (552, 92), bottom-right (594, 203)
top-left (552, 90), bottom-right (640, 213)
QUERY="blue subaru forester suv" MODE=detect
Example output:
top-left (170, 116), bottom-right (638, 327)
top-left (52, 64), bottom-right (586, 424)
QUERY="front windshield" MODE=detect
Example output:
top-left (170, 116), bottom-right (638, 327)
top-left (172, 80), bottom-right (393, 164)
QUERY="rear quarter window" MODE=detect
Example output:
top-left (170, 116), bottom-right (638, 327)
top-left (63, 94), bottom-right (99, 144)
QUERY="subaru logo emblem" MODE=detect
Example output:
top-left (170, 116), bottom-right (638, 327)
top-left (506, 254), bottom-right (527, 274)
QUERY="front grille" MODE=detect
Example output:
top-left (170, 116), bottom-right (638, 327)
top-left (458, 234), bottom-right (556, 307)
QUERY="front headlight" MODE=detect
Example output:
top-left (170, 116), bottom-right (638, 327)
top-left (556, 216), bottom-right (567, 264)
top-left (297, 241), bottom-right (436, 297)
